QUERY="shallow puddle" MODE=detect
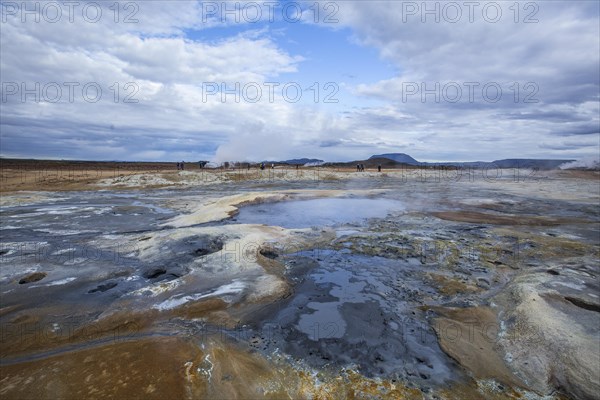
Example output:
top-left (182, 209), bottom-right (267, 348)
top-left (233, 197), bottom-right (404, 228)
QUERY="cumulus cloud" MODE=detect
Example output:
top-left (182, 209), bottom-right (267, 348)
top-left (0, 1), bottom-right (309, 160)
top-left (326, 0), bottom-right (600, 160)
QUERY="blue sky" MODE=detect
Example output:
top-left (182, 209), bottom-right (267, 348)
top-left (1, 1), bottom-right (598, 162)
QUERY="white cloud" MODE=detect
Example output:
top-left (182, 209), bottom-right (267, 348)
top-left (0, 1), bottom-right (312, 161)
top-left (309, 0), bottom-right (600, 160)
top-left (1, 1), bottom-right (598, 162)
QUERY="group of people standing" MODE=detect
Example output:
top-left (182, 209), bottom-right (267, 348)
top-left (176, 161), bottom-right (380, 172)
top-left (259, 162), bottom-right (275, 170)
top-left (356, 164), bottom-right (382, 172)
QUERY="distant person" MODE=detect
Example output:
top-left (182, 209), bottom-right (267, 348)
top-left (378, 164), bottom-right (381, 172)
top-left (271, 163), bottom-right (275, 169)
top-left (260, 162), bottom-right (265, 170)
top-left (176, 162), bottom-right (180, 170)
top-left (360, 164), bottom-right (365, 172)
top-left (181, 161), bottom-right (185, 170)
top-left (357, 164), bottom-right (360, 172)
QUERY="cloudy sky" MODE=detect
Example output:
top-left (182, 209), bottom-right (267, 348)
top-left (1, 0), bottom-right (598, 162)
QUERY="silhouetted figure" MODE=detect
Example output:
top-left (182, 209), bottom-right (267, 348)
top-left (181, 161), bottom-right (185, 170)
top-left (360, 164), bottom-right (365, 172)
top-left (378, 164), bottom-right (381, 172)
top-left (176, 162), bottom-right (180, 170)
top-left (260, 162), bottom-right (265, 170)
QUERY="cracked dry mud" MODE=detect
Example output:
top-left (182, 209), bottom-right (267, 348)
top-left (0, 169), bottom-right (598, 399)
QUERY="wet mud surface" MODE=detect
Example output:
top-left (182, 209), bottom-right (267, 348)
top-left (1, 172), bottom-right (599, 399)
top-left (244, 251), bottom-right (464, 386)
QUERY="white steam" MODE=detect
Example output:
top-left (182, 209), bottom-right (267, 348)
top-left (559, 157), bottom-right (600, 170)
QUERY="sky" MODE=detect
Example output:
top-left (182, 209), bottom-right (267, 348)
top-left (0, 0), bottom-right (599, 163)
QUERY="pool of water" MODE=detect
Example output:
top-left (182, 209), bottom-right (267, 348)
top-left (233, 197), bottom-right (404, 228)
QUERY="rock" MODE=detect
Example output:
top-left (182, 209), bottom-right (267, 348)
top-left (88, 281), bottom-right (118, 293)
top-left (476, 278), bottom-right (490, 289)
top-left (259, 249), bottom-right (279, 259)
top-left (19, 272), bottom-right (47, 284)
top-left (143, 268), bottom-right (167, 279)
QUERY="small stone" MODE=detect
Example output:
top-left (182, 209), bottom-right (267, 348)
top-left (19, 272), bottom-right (47, 284)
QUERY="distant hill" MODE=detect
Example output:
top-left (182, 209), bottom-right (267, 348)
top-left (489, 159), bottom-right (574, 169)
top-left (282, 158), bottom-right (324, 165)
top-left (366, 153), bottom-right (575, 170)
top-left (369, 153), bottom-right (420, 165)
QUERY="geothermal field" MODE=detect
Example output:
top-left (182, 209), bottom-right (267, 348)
top-left (0, 164), bottom-right (598, 399)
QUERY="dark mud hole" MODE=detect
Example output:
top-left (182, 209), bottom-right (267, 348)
top-left (235, 249), bottom-right (468, 388)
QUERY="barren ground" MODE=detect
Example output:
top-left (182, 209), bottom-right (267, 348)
top-left (1, 160), bottom-right (598, 399)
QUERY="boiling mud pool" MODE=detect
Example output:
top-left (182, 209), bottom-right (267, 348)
top-left (233, 249), bottom-right (465, 388)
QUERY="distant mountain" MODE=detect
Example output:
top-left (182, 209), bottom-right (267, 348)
top-left (489, 159), bottom-right (574, 169)
top-left (369, 153), bottom-right (420, 165)
top-left (282, 158), bottom-right (324, 165)
top-left (367, 153), bottom-right (575, 170)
